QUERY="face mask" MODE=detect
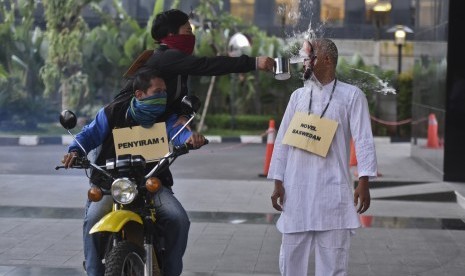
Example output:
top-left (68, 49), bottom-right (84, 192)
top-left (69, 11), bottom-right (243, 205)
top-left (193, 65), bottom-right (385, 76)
top-left (161, 34), bottom-right (195, 55)
top-left (129, 92), bottom-right (167, 128)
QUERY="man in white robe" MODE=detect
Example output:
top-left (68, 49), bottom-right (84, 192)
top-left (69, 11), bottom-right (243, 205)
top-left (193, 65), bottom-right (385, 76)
top-left (268, 38), bottom-right (377, 276)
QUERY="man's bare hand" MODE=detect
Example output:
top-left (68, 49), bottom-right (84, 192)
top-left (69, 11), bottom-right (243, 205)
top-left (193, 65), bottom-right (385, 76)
top-left (186, 132), bottom-right (205, 149)
top-left (256, 56), bottom-right (275, 72)
top-left (61, 151), bottom-right (78, 169)
top-left (271, 180), bottom-right (285, 211)
top-left (354, 176), bottom-right (370, 214)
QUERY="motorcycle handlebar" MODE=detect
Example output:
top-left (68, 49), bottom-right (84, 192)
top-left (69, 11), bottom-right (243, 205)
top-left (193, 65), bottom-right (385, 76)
top-left (56, 139), bottom-right (209, 172)
top-left (55, 156), bottom-right (91, 170)
top-left (187, 138), bottom-right (209, 150)
top-left (175, 138), bottom-right (209, 154)
top-left (55, 165), bottom-right (86, 170)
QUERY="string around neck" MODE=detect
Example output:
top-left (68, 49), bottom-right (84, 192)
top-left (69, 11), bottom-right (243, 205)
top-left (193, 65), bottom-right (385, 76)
top-left (308, 78), bottom-right (337, 118)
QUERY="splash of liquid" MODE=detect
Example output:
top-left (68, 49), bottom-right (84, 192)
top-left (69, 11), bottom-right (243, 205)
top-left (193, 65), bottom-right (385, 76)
top-left (278, 0), bottom-right (395, 96)
top-left (283, 1), bottom-right (325, 65)
top-left (349, 67), bottom-right (397, 95)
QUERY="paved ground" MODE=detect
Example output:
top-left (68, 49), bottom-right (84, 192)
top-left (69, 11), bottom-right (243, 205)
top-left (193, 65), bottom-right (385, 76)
top-left (0, 138), bottom-right (464, 275)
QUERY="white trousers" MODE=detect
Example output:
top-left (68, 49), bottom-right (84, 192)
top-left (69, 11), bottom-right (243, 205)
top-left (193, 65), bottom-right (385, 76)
top-left (279, 229), bottom-right (351, 276)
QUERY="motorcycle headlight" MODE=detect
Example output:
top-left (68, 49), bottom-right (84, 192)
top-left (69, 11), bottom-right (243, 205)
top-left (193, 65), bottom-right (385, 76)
top-left (111, 178), bottom-right (138, 204)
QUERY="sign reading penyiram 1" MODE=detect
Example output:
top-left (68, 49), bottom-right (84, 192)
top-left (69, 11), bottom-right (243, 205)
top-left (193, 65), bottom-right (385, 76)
top-left (282, 112), bottom-right (338, 157)
top-left (112, 123), bottom-right (169, 162)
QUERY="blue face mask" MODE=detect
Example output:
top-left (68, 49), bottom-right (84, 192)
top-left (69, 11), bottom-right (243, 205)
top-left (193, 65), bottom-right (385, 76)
top-left (129, 92), bottom-right (167, 128)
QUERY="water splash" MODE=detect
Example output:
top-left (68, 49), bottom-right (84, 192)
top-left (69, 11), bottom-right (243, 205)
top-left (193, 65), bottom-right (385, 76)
top-left (348, 67), bottom-right (396, 95)
top-left (277, 1), bottom-right (396, 95)
top-left (282, 1), bottom-right (327, 64)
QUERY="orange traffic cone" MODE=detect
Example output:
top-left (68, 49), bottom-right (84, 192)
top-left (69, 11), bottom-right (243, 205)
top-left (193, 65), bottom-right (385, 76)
top-left (350, 139), bottom-right (357, 167)
top-left (350, 139), bottom-right (359, 177)
top-left (427, 113), bottom-right (440, 148)
top-left (360, 215), bottom-right (373, 228)
top-left (259, 119), bottom-right (276, 177)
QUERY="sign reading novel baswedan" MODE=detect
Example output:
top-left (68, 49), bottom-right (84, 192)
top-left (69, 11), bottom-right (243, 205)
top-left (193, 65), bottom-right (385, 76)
top-left (113, 123), bottom-right (169, 162)
top-left (282, 112), bottom-right (338, 157)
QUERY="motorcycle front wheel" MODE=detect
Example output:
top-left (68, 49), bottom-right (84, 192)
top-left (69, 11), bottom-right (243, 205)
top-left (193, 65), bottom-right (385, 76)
top-left (104, 241), bottom-right (145, 276)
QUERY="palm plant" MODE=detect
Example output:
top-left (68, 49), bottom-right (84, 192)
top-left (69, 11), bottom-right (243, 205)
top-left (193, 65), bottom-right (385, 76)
top-left (0, 0), bottom-right (48, 130)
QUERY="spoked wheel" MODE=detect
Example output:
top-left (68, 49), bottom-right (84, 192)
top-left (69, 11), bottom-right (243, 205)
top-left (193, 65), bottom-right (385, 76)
top-left (121, 252), bottom-right (144, 275)
top-left (104, 241), bottom-right (145, 276)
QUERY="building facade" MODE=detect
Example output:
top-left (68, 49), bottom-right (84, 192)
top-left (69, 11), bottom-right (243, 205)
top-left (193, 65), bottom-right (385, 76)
top-left (42, 0), bottom-right (462, 181)
top-left (95, 0), bottom-right (415, 40)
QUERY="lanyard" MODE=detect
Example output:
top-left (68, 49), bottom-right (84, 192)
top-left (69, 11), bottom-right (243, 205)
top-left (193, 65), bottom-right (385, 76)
top-left (308, 78), bottom-right (337, 118)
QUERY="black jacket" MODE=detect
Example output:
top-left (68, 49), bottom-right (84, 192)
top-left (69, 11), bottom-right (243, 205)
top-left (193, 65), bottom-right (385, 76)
top-left (140, 45), bottom-right (256, 116)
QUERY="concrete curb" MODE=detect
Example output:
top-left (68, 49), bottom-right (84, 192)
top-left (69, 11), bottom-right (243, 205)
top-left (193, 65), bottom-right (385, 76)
top-left (0, 135), bottom-right (267, 146)
top-left (0, 135), bottom-right (395, 146)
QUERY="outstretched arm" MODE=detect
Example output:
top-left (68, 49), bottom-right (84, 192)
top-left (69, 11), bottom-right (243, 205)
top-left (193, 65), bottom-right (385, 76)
top-left (68, 108), bottom-right (110, 155)
top-left (63, 108), bottom-right (110, 168)
top-left (156, 50), bottom-right (274, 76)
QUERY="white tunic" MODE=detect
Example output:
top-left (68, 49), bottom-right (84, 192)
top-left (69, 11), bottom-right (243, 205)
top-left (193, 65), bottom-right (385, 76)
top-left (267, 79), bottom-right (378, 233)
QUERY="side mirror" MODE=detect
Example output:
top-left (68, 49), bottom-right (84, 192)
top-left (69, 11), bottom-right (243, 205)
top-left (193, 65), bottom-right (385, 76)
top-left (181, 95), bottom-right (201, 114)
top-left (60, 110), bottom-right (77, 130)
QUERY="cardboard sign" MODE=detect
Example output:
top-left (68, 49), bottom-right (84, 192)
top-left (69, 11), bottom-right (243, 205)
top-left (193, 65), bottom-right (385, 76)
top-left (282, 112), bottom-right (338, 157)
top-left (112, 123), bottom-right (169, 162)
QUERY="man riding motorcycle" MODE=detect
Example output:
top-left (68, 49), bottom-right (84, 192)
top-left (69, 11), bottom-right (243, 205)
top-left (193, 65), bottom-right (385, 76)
top-left (62, 69), bottom-right (205, 276)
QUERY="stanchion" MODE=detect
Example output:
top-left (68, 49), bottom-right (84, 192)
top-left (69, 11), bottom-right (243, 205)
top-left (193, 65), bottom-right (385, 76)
top-left (259, 119), bottom-right (276, 177)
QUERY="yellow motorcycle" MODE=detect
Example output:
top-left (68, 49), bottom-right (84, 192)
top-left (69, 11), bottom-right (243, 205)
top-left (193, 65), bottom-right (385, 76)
top-left (56, 96), bottom-right (206, 276)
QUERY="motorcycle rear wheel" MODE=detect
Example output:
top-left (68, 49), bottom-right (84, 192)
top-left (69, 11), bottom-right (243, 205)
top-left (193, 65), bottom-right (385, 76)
top-left (104, 241), bottom-right (145, 276)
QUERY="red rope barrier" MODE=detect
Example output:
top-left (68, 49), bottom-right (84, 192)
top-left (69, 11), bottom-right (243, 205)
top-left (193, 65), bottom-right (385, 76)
top-left (370, 116), bottom-right (428, 126)
top-left (370, 116), bottom-right (411, 126)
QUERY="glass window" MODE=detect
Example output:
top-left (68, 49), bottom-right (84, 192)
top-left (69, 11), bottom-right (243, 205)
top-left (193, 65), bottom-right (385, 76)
top-left (365, 0), bottom-right (392, 28)
top-left (275, 0), bottom-right (299, 26)
top-left (230, 0), bottom-right (255, 24)
top-left (321, 0), bottom-right (345, 26)
top-left (418, 0), bottom-right (436, 27)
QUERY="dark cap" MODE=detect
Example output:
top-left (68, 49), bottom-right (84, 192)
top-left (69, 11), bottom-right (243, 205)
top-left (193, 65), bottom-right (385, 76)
top-left (151, 9), bottom-right (190, 42)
